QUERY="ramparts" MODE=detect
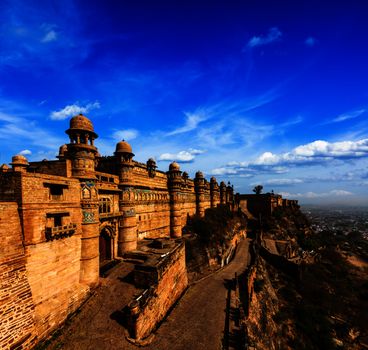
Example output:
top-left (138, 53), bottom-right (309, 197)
top-left (125, 238), bottom-right (188, 341)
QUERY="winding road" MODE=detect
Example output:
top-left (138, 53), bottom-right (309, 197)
top-left (46, 239), bottom-right (251, 350)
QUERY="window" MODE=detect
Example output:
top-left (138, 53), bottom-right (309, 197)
top-left (99, 197), bottom-right (112, 214)
top-left (50, 185), bottom-right (63, 199)
top-left (44, 183), bottom-right (67, 201)
top-left (46, 212), bottom-right (69, 228)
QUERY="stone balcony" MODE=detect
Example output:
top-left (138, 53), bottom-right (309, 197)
top-left (45, 223), bottom-right (77, 241)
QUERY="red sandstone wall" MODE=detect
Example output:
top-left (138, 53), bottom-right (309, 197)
top-left (130, 243), bottom-right (188, 340)
top-left (130, 166), bottom-right (172, 239)
top-left (18, 173), bottom-right (91, 341)
top-left (0, 202), bottom-right (38, 350)
top-left (19, 173), bottom-right (81, 245)
top-left (132, 164), bottom-right (168, 189)
top-left (25, 236), bottom-right (90, 340)
top-left (181, 180), bottom-right (197, 226)
top-left (29, 160), bottom-right (68, 177)
top-left (136, 200), bottom-right (170, 239)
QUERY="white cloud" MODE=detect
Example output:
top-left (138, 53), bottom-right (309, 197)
top-left (331, 109), bottom-right (365, 123)
top-left (211, 167), bottom-right (239, 175)
top-left (41, 30), bottom-right (57, 43)
top-left (188, 148), bottom-right (206, 155)
top-left (211, 138), bottom-right (368, 177)
top-left (0, 111), bottom-right (64, 152)
top-left (50, 101), bottom-right (100, 120)
top-left (247, 27), bottom-right (282, 48)
top-left (305, 37), bottom-right (317, 47)
top-left (260, 178), bottom-right (303, 186)
top-left (279, 190), bottom-right (353, 199)
top-left (112, 129), bottom-right (138, 141)
top-left (158, 149), bottom-right (206, 163)
top-left (166, 110), bottom-right (208, 136)
top-left (255, 139), bottom-right (368, 166)
top-left (19, 149), bottom-right (32, 155)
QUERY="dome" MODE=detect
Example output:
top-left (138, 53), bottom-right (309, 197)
top-left (115, 140), bottom-right (134, 154)
top-left (220, 181), bottom-right (226, 187)
top-left (11, 154), bottom-right (29, 166)
top-left (0, 163), bottom-right (9, 171)
top-left (59, 144), bottom-right (67, 155)
top-left (70, 114), bottom-right (94, 132)
top-left (169, 162), bottom-right (180, 171)
top-left (66, 114), bottom-right (98, 138)
top-left (195, 171), bottom-right (204, 178)
top-left (210, 176), bottom-right (217, 183)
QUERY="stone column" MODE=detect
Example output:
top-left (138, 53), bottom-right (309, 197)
top-left (80, 183), bottom-right (100, 286)
top-left (65, 114), bottom-right (100, 287)
top-left (195, 171), bottom-right (205, 217)
top-left (118, 188), bottom-right (137, 254)
top-left (210, 176), bottom-right (220, 208)
top-left (220, 181), bottom-right (227, 205)
top-left (226, 181), bottom-right (234, 210)
top-left (168, 162), bottom-right (183, 238)
top-left (115, 141), bottom-right (137, 255)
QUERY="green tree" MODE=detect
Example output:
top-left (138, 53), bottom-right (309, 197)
top-left (253, 185), bottom-right (263, 195)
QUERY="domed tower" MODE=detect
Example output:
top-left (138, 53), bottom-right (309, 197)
top-left (10, 155), bottom-right (29, 172)
top-left (115, 140), bottom-right (135, 182)
top-left (146, 158), bottom-right (157, 178)
top-left (65, 114), bottom-right (99, 286)
top-left (194, 171), bottom-right (205, 217)
top-left (115, 140), bottom-right (137, 254)
top-left (226, 181), bottom-right (234, 209)
top-left (167, 162), bottom-right (183, 238)
top-left (210, 176), bottom-right (220, 208)
top-left (220, 181), bottom-right (227, 204)
top-left (65, 114), bottom-right (98, 179)
top-left (57, 144), bottom-right (68, 160)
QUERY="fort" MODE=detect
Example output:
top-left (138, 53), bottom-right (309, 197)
top-left (0, 114), bottom-right (238, 349)
top-left (0, 114), bottom-right (301, 349)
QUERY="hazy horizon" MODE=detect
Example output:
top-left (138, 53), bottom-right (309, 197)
top-left (0, 0), bottom-right (368, 204)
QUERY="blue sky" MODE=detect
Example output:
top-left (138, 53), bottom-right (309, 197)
top-left (1, 0), bottom-right (368, 205)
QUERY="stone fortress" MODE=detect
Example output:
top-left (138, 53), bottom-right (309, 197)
top-left (0, 114), bottom-right (237, 348)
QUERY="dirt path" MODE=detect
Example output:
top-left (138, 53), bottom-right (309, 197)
top-left (46, 239), bottom-right (250, 350)
top-left (144, 239), bottom-right (250, 350)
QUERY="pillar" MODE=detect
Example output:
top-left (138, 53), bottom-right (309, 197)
top-left (115, 140), bottom-right (137, 254)
top-left (195, 171), bottom-right (205, 217)
top-left (168, 162), bottom-right (183, 238)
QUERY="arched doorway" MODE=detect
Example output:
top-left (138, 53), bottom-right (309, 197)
top-left (99, 226), bottom-right (113, 263)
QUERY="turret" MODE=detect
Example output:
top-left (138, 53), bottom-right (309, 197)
top-left (115, 140), bottom-right (135, 183)
top-left (167, 162), bottom-right (183, 237)
top-left (57, 144), bottom-right (68, 160)
top-left (65, 114), bottom-right (99, 286)
top-left (220, 181), bottom-right (227, 204)
top-left (115, 140), bottom-right (137, 254)
top-left (210, 176), bottom-right (220, 208)
top-left (65, 114), bottom-right (98, 179)
top-left (226, 182), bottom-right (234, 209)
top-left (10, 155), bottom-right (29, 173)
top-left (146, 158), bottom-right (157, 178)
top-left (195, 171), bottom-right (205, 217)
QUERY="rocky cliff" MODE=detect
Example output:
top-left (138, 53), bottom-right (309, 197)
top-left (183, 205), bottom-right (247, 281)
top-left (245, 205), bottom-right (368, 350)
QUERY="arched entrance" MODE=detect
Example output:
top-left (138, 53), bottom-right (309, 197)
top-left (99, 226), bottom-right (114, 263)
